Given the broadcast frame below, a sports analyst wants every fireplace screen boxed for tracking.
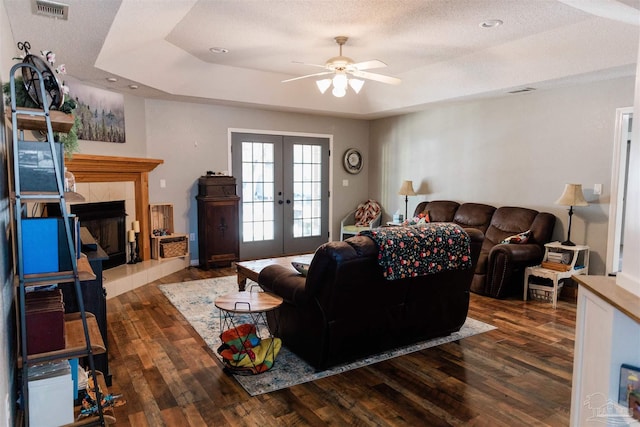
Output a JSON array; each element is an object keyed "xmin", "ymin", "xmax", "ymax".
[{"xmin": 70, "ymin": 201, "xmax": 127, "ymax": 269}]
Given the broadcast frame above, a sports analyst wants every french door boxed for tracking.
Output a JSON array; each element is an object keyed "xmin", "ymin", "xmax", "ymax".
[{"xmin": 231, "ymin": 132, "xmax": 329, "ymax": 260}]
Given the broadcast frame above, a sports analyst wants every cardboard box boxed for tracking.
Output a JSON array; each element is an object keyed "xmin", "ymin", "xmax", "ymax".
[{"xmin": 28, "ymin": 361, "xmax": 74, "ymax": 426}]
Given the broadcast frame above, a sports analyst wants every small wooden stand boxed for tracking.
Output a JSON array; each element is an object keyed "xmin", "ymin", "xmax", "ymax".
[{"xmin": 149, "ymin": 203, "xmax": 189, "ymax": 260}]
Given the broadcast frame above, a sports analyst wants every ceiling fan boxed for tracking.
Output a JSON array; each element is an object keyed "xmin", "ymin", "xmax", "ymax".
[{"xmin": 282, "ymin": 36, "xmax": 401, "ymax": 97}]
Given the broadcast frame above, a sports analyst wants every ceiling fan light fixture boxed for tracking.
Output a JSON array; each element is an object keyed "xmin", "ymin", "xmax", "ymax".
[
  {"xmin": 283, "ymin": 35, "xmax": 400, "ymax": 97},
  {"xmin": 332, "ymin": 73, "xmax": 348, "ymax": 90},
  {"xmin": 348, "ymin": 78, "xmax": 364, "ymax": 94},
  {"xmin": 316, "ymin": 79, "xmax": 332, "ymax": 94},
  {"xmin": 332, "ymin": 86, "xmax": 346, "ymax": 98}
]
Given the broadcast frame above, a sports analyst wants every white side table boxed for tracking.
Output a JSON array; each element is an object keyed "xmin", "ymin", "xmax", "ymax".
[{"xmin": 523, "ymin": 242, "xmax": 590, "ymax": 309}]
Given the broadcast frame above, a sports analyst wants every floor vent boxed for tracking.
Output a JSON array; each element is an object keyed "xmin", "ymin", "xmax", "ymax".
[
  {"xmin": 32, "ymin": 0, "xmax": 69, "ymax": 20},
  {"xmin": 508, "ymin": 87, "xmax": 536, "ymax": 94}
]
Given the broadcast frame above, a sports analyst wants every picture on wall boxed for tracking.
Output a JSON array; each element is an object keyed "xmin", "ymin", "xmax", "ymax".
[
  {"xmin": 619, "ymin": 364, "xmax": 640, "ymax": 421},
  {"xmin": 66, "ymin": 78, "xmax": 126, "ymax": 143}
]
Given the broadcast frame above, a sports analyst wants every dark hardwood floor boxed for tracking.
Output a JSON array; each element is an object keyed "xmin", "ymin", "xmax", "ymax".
[{"xmin": 106, "ymin": 267, "xmax": 575, "ymax": 426}]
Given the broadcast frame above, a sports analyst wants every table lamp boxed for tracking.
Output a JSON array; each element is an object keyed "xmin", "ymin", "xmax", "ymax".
[
  {"xmin": 554, "ymin": 183, "xmax": 588, "ymax": 246},
  {"xmin": 398, "ymin": 180, "xmax": 416, "ymax": 220}
]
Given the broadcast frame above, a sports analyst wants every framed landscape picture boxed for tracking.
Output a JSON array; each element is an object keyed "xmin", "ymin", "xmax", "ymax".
[{"xmin": 66, "ymin": 78, "xmax": 126, "ymax": 143}]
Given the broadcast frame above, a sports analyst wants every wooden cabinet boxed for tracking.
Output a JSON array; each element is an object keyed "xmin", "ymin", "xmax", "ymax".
[{"xmin": 197, "ymin": 176, "xmax": 240, "ymax": 268}]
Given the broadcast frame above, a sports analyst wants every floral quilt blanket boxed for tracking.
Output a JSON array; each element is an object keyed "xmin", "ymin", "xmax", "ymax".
[{"xmin": 359, "ymin": 223, "xmax": 472, "ymax": 280}]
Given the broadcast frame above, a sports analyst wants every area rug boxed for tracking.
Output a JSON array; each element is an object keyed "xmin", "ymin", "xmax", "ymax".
[{"xmin": 159, "ymin": 276, "xmax": 496, "ymax": 396}]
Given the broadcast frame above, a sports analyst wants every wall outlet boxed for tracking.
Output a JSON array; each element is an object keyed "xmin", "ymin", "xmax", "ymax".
[
  {"xmin": 189, "ymin": 233, "xmax": 196, "ymax": 241},
  {"xmin": 593, "ymin": 183, "xmax": 602, "ymax": 195},
  {"xmin": 342, "ymin": 179, "xmax": 349, "ymax": 187}
]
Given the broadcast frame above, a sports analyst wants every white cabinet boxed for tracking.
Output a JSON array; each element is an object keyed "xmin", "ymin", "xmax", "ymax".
[{"xmin": 570, "ymin": 276, "xmax": 640, "ymax": 426}]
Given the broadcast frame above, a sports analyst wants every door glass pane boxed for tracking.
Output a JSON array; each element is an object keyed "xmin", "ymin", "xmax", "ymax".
[
  {"xmin": 292, "ymin": 143, "xmax": 322, "ymax": 238},
  {"xmin": 241, "ymin": 141, "xmax": 275, "ymax": 243}
]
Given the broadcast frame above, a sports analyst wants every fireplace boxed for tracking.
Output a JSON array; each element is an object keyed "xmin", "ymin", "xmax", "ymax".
[{"xmin": 70, "ymin": 201, "xmax": 127, "ymax": 269}]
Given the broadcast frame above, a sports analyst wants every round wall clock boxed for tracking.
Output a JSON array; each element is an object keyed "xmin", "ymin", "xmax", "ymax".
[{"xmin": 343, "ymin": 148, "xmax": 363, "ymax": 174}]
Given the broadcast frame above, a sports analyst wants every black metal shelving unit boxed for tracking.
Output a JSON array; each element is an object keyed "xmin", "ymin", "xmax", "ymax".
[{"xmin": 8, "ymin": 60, "xmax": 110, "ymax": 426}]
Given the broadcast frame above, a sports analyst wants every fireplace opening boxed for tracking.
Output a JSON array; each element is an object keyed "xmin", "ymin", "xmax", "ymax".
[{"xmin": 69, "ymin": 201, "xmax": 127, "ymax": 269}]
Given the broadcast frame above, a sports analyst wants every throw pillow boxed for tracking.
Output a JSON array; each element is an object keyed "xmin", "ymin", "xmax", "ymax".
[
  {"xmin": 291, "ymin": 261, "xmax": 310, "ymax": 276},
  {"xmin": 402, "ymin": 210, "xmax": 430, "ymax": 226},
  {"xmin": 354, "ymin": 199, "xmax": 381, "ymax": 227},
  {"xmin": 501, "ymin": 230, "xmax": 532, "ymax": 244}
]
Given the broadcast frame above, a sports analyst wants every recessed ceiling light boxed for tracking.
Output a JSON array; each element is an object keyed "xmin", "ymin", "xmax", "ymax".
[
  {"xmin": 128, "ymin": 84, "xmax": 139, "ymax": 90},
  {"xmin": 106, "ymin": 77, "xmax": 118, "ymax": 82},
  {"xmin": 209, "ymin": 47, "xmax": 229, "ymax": 54},
  {"xmin": 480, "ymin": 19, "xmax": 503, "ymax": 28}
]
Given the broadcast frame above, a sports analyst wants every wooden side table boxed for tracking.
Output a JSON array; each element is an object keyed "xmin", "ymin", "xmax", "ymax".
[
  {"xmin": 215, "ymin": 290, "xmax": 283, "ymax": 373},
  {"xmin": 523, "ymin": 242, "xmax": 590, "ymax": 308}
]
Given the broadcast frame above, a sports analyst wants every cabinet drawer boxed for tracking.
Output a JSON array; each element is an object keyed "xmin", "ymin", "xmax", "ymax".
[{"xmin": 198, "ymin": 176, "xmax": 237, "ymax": 197}]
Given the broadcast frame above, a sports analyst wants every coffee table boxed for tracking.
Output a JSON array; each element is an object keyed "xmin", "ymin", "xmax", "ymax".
[{"xmin": 235, "ymin": 253, "xmax": 314, "ymax": 291}]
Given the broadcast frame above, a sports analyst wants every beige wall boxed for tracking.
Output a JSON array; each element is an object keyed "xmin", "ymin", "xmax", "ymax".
[
  {"xmin": 143, "ymin": 100, "xmax": 370, "ymax": 262},
  {"xmin": 369, "ymin": 77, "xmax": 636, "ymax": 275}
]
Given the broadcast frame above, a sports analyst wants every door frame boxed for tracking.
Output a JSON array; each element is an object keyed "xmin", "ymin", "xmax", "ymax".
[
  {"xmin": 606, "ymin": 107, "xmax": 632, "ymax": 275},
  {"xmin": 227, "ymin": 127, "xmax": 334, "ymax": 246}
]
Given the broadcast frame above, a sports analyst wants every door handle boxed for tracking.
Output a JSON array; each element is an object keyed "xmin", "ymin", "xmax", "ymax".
[
  {"xmin": 278, "ymin": 200, "xmax": 284, "ymax": 205},
  {"xmin": 286, "ymin": 200, "xmax": 291, "ymax": 204}
]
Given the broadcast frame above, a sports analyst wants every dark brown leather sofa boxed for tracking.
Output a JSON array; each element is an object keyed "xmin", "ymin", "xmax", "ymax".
[
  {"xmin": 258, "ymin": 228, "xmax": 483, "ymax": 370},
  {"xmin": 414, "ymin": 201, "xmax": 556, "ymax": 298}
]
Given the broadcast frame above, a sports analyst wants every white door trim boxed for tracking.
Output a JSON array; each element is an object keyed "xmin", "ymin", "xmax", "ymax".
[
  {"xmin": 228, "ymin": 128, "xmax": 334, "ymax": 242},
  {"xmin": 605, "ymin": 107, "xmax": 632, "ymax": 275}
]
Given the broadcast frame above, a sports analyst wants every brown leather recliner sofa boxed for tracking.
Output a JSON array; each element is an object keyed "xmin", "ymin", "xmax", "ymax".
[
  {"xmin": 413, "ymin": 201, "xmax": 556, "ymax": 298},
  {"xmin": 258, "ymin": 228, "xmax": 483, "ymax": 370}
]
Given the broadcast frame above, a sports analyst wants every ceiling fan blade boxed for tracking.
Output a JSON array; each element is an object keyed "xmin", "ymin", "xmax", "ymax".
[
  {"xmin": 292, "ymin": 61, "xmax": 328, "ymax": 69},
  {"xmin": 351, "ymin": 59, "xmax": 387, "ymax": 70},
  {"xmin": 282, "ymin": 71, "xmax": 333, "ymax": 83},
  {"xmin": 351, "ymin": 70, "xmax": 401, "ymax": 85}
]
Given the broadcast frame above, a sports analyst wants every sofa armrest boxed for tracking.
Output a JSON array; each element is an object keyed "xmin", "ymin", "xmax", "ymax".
[
  {"xmin": 485, "ymin": 243, "xmax": 545, "ymax": 298},
  {"xmin": 258, "ymin": 264, "xmax": 309, "ymax": 305},
  {"xmin": 489, "ymin": 243, "xmax": 544, "ymax": 264}
]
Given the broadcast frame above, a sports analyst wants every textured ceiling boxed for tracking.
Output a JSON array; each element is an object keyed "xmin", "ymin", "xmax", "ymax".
[{"xmin": 3, "ymin": 0, "xmax": 640, "ymax": 119}]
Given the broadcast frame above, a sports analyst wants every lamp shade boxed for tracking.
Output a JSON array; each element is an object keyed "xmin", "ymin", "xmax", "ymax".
[
  {"xmin": 555, "ymin": 184, "xmax": 588, "ymax": 207},
  {"xmin": 398, "ymin": 180, "xmax": 417, "ymax": 196}
]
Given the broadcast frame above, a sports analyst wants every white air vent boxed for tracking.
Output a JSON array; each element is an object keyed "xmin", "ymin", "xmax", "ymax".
[
  {"xmin": 32, "ymin": 0, "xmax": 69, "ymax": 20},
  {"xmin": 508, "ymin": 87, "xmax": 536, "ymax": 94}
]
